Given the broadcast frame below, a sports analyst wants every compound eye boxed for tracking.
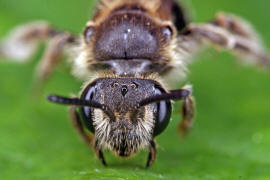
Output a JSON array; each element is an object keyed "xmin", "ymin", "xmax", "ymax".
[
  {"xmin": 161, "ymin": 25, "xmax": 174, "ymax": 43},
  {"xmin": 80, "ymin": 84, "xmax": 96, "ymax": 133},
  {"xmin": 84, "ymin": 26, "xmax": 95, "ymax": 44},
  {"xmin": 153, "ymin": 86, "xmax": 172, "ymax": 136}
]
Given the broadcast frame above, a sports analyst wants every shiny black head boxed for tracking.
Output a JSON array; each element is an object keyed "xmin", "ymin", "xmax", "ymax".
[{"xmin": 47, "ymin": 78, "xmax": 189, "ymax": 156}]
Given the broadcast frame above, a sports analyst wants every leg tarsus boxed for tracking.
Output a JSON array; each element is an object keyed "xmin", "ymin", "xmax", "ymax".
[
  {"xmin": 96, "ymin": 149, "xmax": 107, "ymax": 166},
  {"xmin": 95, "ymin": 140, "xmax": 107, "ymax": 166},
  {"xmin": 146, "ymin": 140, "xmax": 156, "ymax": 168},
  {"xmin": 178, "ymin": 95, "xmax": 195, "ymax": 136}
]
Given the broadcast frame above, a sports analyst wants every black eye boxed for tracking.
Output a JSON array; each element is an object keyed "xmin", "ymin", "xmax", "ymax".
[
  {"xmin": 153, "ymin": 86, "xmax": 172, "ymax": 136},
  {"xmin": 84, "ymin": 26, "xmax": 95, "ymax": 44},
  {"xmin": 161, "ymin": 25, "xmax": 173, "ymax": 43},
  {"xmin": 80, "ymin": 84, "xmax": 96, "ymax": 133}
]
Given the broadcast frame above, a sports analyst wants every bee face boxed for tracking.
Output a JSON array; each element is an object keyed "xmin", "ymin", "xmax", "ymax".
[{"xmin": 79, "ymin": 78, "xmax": 172, "ymax": 156}]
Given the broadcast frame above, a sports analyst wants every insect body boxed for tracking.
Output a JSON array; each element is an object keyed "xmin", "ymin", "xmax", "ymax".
[{"xmin": 1, "ymin": 0, "xmax": 269, "ymax": 168}]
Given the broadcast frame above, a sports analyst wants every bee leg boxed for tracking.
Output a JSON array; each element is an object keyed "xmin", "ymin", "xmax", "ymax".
[
  {"xmin": 172, "ymin": 85, "xmax": 195, "ymax": 136},
  {"xmin": 0, "ymin": 21, "xmax": 53, "ymax": 61},
  {"xmin": 146, "ymin": 140, "xmax": 156, "ymax": 168},
  {"xmin": 69, "ymin": 106, "xmax": 94, "ymax": 147},
  {"xmin": 180, "ymin": 18, "xmax": 270, "ymax": 68},
  {"xmin": 34, "ymin": 33, "xmax": 75, "ymax": 92},
  {"xmin": 70, "ymin": 106, "xmax": 107, "ymax": 166},
  {"xmin": 178, "ymin": 94, "xmax": 195, "ymax": 136},
  {"xmin": 0, "ymin": 21, "xmax": 77, "ymax": 91},
  {"xmin": 94, "ymin": 140, "xmax": 107, "ymax": 166},
  {"xmin": 213, "ymin": 12, "xmax": 261, "ymax": 42}
]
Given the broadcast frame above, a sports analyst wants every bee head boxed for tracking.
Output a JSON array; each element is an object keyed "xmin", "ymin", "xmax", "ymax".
[{"xmin": 47, "ymin": 78, "xmax": 189, "ymax": 157}]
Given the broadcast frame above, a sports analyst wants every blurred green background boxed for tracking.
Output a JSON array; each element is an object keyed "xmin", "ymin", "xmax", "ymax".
[{"xmin": 0, "ymin": 0, "xmax": 270, "ymax": 179}]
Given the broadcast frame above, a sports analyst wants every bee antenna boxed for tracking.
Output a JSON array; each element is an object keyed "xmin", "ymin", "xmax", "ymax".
[
  {"xmin": 47, "ymin": 95, "xmax": 116, "ymax": 121},
  {"xmin": 139, "ymin": 89, "xmax": 190, "ymax": 107}
]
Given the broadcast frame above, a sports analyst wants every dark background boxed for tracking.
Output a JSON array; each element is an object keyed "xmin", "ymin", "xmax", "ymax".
[{"xmin": 0, "ymin": 0, "xmax": 270, "ymax": 179}]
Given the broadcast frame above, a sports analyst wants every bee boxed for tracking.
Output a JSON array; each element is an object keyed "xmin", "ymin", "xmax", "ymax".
[{"xmin": 0, "ymin": 0, "xmax": 269, "ymax": 168}]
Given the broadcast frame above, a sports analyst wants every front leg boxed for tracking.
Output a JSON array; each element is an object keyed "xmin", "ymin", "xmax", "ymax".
[
  {"xmin": 94, "ymin": 140, "xmax": 107, "ymax": 166},
  {"xmin": 70, "ymin": 106, "xmax": 107, "ymax": 166},
  {"xmin": 69, "ymin": 106, "xmax": 94, "ymax": 147},
  {"xmin": 178, "ymin": 88, "xmax": 195, "ymax": 136},
  {"xmin": 146, "ymin": 140, "xmax": 156, "ymax": 168}
]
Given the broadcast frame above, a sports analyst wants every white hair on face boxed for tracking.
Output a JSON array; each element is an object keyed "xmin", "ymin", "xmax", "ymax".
[{"xmin": 93, "ymin": 105, "xmax": 155, "ymax": 156}]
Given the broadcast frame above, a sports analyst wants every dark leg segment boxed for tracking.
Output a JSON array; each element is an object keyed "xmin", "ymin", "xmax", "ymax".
[
  {"xmin": 146, "ymin": 140, "xmax": 156, "ymax": 168},
  {"xmin": 95, "ymin": 140, "xmax": 107, "ymax": 166},
  {"xmin": 70, "ymin": 106, "xmax": 107, "ymax": 166},
  {"xmin": 69, "ymin": 106, "xmax": 94, "ymax": 146},
  {"xmin": 178, "ymin": 95, "xmax": 195, "ymax": 136}
]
